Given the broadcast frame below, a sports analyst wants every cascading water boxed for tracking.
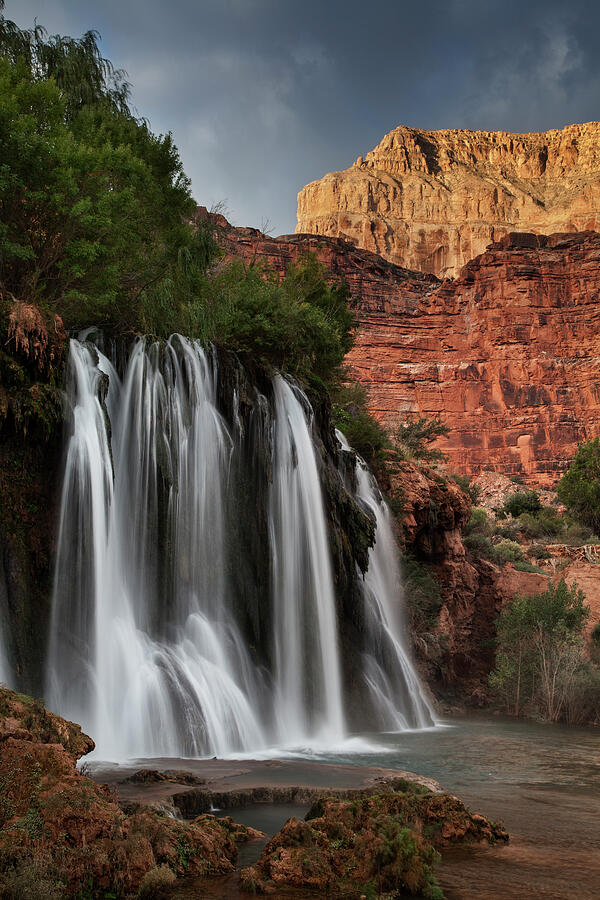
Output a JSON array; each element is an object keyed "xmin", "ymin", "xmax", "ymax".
[
  {"xmin": 270, "ymin": 376, "xmax": 346, "ymax": 744},
  {"xmin": 47, "ymin": 337, "xmax": 264, "ymax": 759},
  {"xmin": 337, "ymin": 430, "xmax": 436, "ymax": 730},
  {"xmin": 46, "ymin": 335, "xmax": 435, "ymax": 761}
]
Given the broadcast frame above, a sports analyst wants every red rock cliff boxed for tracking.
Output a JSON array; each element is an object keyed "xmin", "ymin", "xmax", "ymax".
[
  {"xmin": 209, "ymin": 213, "xmax": 600, "ymax": 484},
  {"xmin": 296, "ymin": 122, "xmax": 600, "ymax": 278}
]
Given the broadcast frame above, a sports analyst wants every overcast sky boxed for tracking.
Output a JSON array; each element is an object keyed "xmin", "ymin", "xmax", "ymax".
[{"xmin": 5, "ymin": 0, "xmax": 600, "ymax": 233}]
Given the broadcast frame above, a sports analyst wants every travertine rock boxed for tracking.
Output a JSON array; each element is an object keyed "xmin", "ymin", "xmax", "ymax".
[{"xmin": 297, "ymin": 122, "xmax": 600, "ymax": 277}]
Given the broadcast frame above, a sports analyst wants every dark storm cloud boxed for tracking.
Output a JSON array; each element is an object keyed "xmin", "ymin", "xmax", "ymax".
[{"xmin": 5, "ymin": 1, "xmax": 600, "ymax": 232}]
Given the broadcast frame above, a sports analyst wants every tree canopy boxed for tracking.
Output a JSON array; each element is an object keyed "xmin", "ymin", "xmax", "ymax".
[
  {"xmin": 557, "ymin": 437, "xmax": 600, "ymax": 534},
  {"xmin": 0, "ymin": 10, "xmax": 357, "ymax": 390},
  {"xmin": 489, "ymin": 579, "xmax": 591, "ymax": 722}
]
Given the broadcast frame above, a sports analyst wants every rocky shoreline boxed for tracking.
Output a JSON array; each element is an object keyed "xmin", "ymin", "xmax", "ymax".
[{"xmin": 0, "ymin": 686, "xmax": 507, "ymax": 898}]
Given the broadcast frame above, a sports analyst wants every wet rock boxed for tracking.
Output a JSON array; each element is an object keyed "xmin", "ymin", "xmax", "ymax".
[{"xmin": 240, "ymin": 783, "xmax": 507, "ymax": 896}]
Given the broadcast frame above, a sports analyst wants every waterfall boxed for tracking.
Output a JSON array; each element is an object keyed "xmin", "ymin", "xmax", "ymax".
[
  {"xmin": 337, "ymin": 431, "xmax": 436, "ymax": 730},
  {"xmin": 46, "ymin": 336, "xmax": 434, "ymax": 761},
  {"xmin": 270, "ymin": 376, "xmax": 346, "ymax": 744},
  {"xmin": 47, "ymin": 337, "xmax": 264, "ymax": 759}
]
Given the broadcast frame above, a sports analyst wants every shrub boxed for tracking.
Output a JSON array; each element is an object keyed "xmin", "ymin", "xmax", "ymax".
[
  {"xmin": 0, "ymin": 858, "xmax": 64, "ymax": 900},
  {"xmin": 528, "ymin": 544, "xmax": 551, "ymax": 560},
  {"xmin": 557, "ymin": 437, "xmax": 600, "ymax": 534},
  {"xmin": 494, "ymin": 523, "xmax": 520, "ymax": 541},
  {"xmin": 502, "ymin": 491, "xmax": 542, "ymax": 518},
  {"xmin": 463, "ymin": 532, "xmax": 497, "ymax": 561},
  {"xmin": 565, "ymin": 522, "xmax": 595, "ymax": 546},
  {"xmin": 464, "ymin": 507, "xmax": 491, "ymax": 537},
  {"xmin": 402, "ymin": 555, "xmax": 443, "ymax": 629},
  {"xmin": 387, "ymin": 414, "xmax": 449, "ymax": 463},
  {"xmin": 494, "ymin": 540, "xmax": 525, "ymax": 564},
  {"xmin": 450, "ymin": 474, "xmax": 481, "ymax": 504},
  {"xmin": 331, "ymin": 380, "xmax": 390, "ymax": 468},
  {"xmin": 137, "ymin": 865, "xmax": 176, "ymax": 899}
]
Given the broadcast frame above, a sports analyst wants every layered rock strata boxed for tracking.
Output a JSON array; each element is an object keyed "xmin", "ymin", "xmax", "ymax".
[
  {"xmin": 297, "ymin": 122, "xmax": 600, "ymax": 277},
  {"xmin": 208, "ymin": 211, "xmax": 600, "ymax": 483}
]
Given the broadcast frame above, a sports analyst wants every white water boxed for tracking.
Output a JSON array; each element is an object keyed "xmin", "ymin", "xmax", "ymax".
[
  {"xmin": 46, "ymin": 338, "xmax": 433, "ymax": 760},
  {"xmin": 270, "ymin": 376, "xmax": 346, "ymax": 744},
  {"xmin": 337, "ymin": 430, "xmax": 436, "ymax": 730},
  {"xmin": 47, "ymin": 337, "xmax": 263, "ymax": 759}
]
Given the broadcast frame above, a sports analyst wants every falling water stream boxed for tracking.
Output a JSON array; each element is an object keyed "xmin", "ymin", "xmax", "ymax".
[
  {"xmin": 338, "ymin": 432, "xmax": 436, "ymax": 729},
  {"xmin": 270, "ymin": 376, "xmax": 345, "ymax": 743},
  {"xmin": 45, "ymin": 337, "xmax": 433, "ymax": 759}
]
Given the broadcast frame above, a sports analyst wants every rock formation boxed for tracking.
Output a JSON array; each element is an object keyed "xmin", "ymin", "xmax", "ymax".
[
  {"xmin": 296, "ymin": 122, "xmax": 600, "ymax": 277},
  {"xmin": 209, "ymin": 212, "xmax": 600, "ymax": 484},
  {"xmin": 241, "ymin": 785, "xmax": 507, "ymax": 896},
  {"xmin": 0, "ymin": 687, "xmax": 261, "ymax": 897}
]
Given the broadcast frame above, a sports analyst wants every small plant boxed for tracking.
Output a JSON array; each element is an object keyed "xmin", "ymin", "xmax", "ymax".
[
  {"xmin": 387, "ymin": 413, "xmax": 450, "ymax": 463},
  {"xmin": 137, "ymin": 865, "xmax": 176, "ymax": 899},
  {"xmin": 464, "ymin": 507, "xmax": 491, "ymax": 537},
  {"xmin": 494, "ymin": 539, "xmax": 525, "ymax": 564},
  {"xmin": 528, "ymin": 544, "xmax": 551, "ymax": 560}
]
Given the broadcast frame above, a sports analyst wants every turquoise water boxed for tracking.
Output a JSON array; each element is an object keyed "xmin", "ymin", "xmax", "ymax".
[{"xmin": 169, "ymin": 715, "xmax": 600, "ymax": 899}]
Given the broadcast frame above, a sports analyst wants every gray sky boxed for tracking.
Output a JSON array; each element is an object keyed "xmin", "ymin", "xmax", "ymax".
[{"xmin": 5, "ymin": 0, "xmax": 600, "ymax": 233}]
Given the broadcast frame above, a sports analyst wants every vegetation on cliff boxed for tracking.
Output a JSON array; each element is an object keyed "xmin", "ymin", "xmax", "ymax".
[
  {"xmin": 557, "ymin": 437, "xmax": 600, "ymax": 535},
  {"xmin": 0, "ymin": 8, "xmax": 357, "ymax": 395},
  {"xmin": 489, "ymin": 579, "xmax": 600, "ymax": 724}
]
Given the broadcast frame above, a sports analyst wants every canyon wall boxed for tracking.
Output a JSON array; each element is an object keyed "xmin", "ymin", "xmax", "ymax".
[
  {"xmin": 296, "ymin": 122, "xmax": 600, "ymax": 278},
  {"xmin": 209, "ymin": 213, "xmax": 600, "ymax": 484}
]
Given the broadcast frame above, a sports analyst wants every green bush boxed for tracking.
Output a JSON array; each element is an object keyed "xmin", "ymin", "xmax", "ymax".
[
  {"xmin": 565, "ymin": 522, "xmax": 595, "ymax": 546},
  {"xmin": 181, "ymin": 254, "xmax": 356, "ymax": 385},
  {"xmin": 331, "ymin": 379, "xmax": 390, "ymax": 468},
  {"xmin": 402, "ymin": 555, "xmax": 443, "ymax": 629},
  {"xmin": 464, "ymin": 507, "xmax": 491, "ymax": 537},
  {"xmin": 463, "ymin": 532, "xmax": 497, "ymax": 561},
  {"xmin": 387, "ymin": 414, "xmax": 449, "ymax": 463},
  {"xmin": 557, "ymin": 437, "xmax": 600, "ymax": 534},
  {"xmin": 494, "ymin": 523, "xmax": 519, "ymax": 541},
  {"xmin": 450, "ymin": 473, "xmax": 481, "ymax": 504},
  {"xmin": 528, "ymin": 544, "xmax": 551, "ymax": 560},
  {"xmin": 502, "ymin": 491, "xmax": 542, "ymax": 518},
  {"xmin": 494, "ymin": 539, "xmax": 525, "ymax": 564}
]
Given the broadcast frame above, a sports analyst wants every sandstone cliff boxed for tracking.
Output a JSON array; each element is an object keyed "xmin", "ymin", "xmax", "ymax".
[
  {"xmin": 296, "ymin": 122, "xmax": 600, "ymax": 277},
  {"xmin": 210, "ymin": 212, "xmax": 600, "ymax": 484}
]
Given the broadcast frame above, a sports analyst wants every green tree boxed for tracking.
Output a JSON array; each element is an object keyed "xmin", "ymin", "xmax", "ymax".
[
  {"xmin": 387, "ymin": 414, "xmax": 449, "ymax": 463},
  {"xmin": 0, "ymin": 56, "xmax": 199, "ymax": 330},
  {"xmin": 490, "ymin": 579, "xmax": 590, "ymax": 720},
  {"xmin": 0, "ymin": 8, "xmax": 131, "ymax": 118},
  {"xmin": 557, "ymin": 437, "xmax": 600, "ymax": 534}
]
